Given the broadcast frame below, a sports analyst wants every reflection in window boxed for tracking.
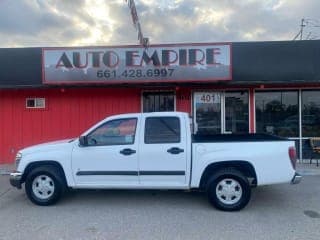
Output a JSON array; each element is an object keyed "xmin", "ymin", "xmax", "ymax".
[
  {"xmin": 87, "ymin": 118, "xmax": 137, "ymax": 146},
  {"xmin": 255, "ymin": 91, "xmax": 298, "ymax": 137},
  {"xmin": 302, "ymin": 91, "xmax": 320, "ymax": 137},
  {"xmin": 145, "ymin": 117, "xmax": 180, "ymax": 144}
]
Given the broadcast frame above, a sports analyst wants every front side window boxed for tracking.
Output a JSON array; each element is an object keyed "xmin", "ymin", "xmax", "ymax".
[
  {"xmin": 145, "ymin": 117, "xmax": 180, "ymax": 144},
  {"xmin": 87, "ymin": 118, "xmax": 137, "ymax": 146}
]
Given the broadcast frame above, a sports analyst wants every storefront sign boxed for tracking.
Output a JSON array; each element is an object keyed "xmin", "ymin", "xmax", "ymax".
[{"xmin": 42, "ymin": 43, "xmax": 231, "ymax": 84}]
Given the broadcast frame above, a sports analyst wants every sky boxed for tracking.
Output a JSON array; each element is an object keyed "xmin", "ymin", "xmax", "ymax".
[{"xmin": 0, "ymin": 0, "xmax": 319, "ymax": 48}]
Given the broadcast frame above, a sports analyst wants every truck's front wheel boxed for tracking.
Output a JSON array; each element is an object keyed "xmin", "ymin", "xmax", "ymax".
[
  {"xmin": 25, "ymin": 166, "xmax": 65, "ymax": 206},
  {"xmin": 206, "ymin": 169, "xmax": 251, "ymax": 211}
]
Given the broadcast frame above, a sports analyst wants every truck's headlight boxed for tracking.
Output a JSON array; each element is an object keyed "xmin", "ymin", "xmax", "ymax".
[{"xmin": 15, "ymin": 152, "xmax": 22, "ymax": 168}]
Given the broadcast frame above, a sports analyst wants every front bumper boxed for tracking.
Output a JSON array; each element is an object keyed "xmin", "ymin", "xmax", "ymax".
[
  {"xmin": 10, "ymin": 172, "xmax": 22, "ymax": 189},
  {"xmin": 291, "ymin": 173, "xmax": 302, "ymax": 184}
]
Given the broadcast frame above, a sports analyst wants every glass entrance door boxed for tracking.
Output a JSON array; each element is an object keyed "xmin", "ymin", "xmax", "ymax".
[
  {"xmin": 193, "ymin": 91, "xmax": 249, "ymax": 134},
  {"xmin": 225, "ymin": 91, "xmax": 249, "ymax": 134},
  {"xmin": 194, "ymin": 92, "xmax": 222, "ymax": 134}
]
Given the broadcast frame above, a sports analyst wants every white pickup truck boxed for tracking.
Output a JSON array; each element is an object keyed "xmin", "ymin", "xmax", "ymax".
[{"xmin": 10, "ymin": 112, "xmax": 301, "ymax": 211}]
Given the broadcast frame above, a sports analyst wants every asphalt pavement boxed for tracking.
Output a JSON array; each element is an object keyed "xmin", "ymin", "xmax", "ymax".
[{"xmin": 0, "ymin": 167, "xmax": 320, "ymax": 240}]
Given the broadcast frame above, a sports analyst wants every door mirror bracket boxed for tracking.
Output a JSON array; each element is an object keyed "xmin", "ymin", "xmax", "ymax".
[{"xmin": 79, "ymin": 136, "xmax": 88, "ymax": 147}]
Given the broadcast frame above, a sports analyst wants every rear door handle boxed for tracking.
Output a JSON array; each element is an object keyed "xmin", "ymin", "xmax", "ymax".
[
  {"xmin": 120, "ymin": 148, "xmax": 136, "ymax": 156},
  {"xmin": 167, "ymin": 147, "xmax": 184, "ymax": 154}
]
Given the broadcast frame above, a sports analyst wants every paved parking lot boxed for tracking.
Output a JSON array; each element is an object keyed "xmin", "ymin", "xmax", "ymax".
[{"xmin": 0, "ymin": 172, "xmax": 320, "ymax": 240}]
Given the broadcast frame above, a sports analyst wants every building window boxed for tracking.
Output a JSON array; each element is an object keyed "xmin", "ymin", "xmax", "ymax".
[
  {"xmin": 142, "ymin": 91, "xmax": 175, "ymax": 112},
  {"xmin": 255, "ymin": 91, "xmax": 299, "ymax": 137},
  {"xmin": 145, "ymin": 117, "xmax": 180, "ymax": 144},
  {"xmin": 302, "ymin": 90, "xmax": 320, "ymax": 137},
  {"xmin": 26, "ymin": 98, "xmax": 46, "ymax": 109}
]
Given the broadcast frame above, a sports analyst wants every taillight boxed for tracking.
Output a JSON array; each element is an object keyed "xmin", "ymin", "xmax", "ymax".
[{"xmin": 288, "ymin": 146, "xmax": 297, "ymax": 170}]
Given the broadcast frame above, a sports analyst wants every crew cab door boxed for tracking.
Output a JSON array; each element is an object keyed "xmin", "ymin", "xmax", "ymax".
[
  {"xmin": 138, "ymin": 115, "xmax": 188, "ymax": 187},
  {"xmin": 71, "ymin": 117, "xmax": 139, "ymax": 187}
]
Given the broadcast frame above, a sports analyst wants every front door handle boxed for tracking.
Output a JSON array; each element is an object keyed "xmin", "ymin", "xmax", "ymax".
[
  {"xmin": 120, "ymin": 148, "xmax": 136, "ymax": 156},
  {"xmin": 167, "ymin": 147, "xmax": 184, "ymax": 155}
]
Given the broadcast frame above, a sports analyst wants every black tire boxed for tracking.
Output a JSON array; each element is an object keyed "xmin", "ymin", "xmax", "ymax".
[
  {"xmin": 206, "ymin": 168, "xmax": 251, "ymax": 211},
  {"xmin": 25, "ymin": 166, "xmax": 66, "ymax": 206}
]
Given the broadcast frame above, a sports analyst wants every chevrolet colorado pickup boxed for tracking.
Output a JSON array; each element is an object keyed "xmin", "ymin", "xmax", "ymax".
[{"xmin": 10, "ymin": 112, "xmax": 301, "ymax": 211}]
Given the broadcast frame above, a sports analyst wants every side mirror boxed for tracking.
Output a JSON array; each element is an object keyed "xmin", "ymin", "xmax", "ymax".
[{"xmin": 79, "ymin": 136, "xmax": 88, "ymax": 147}]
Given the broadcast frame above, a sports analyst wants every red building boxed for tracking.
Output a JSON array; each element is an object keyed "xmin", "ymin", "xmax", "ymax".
[{"xmin": 1, "ymin": 40, "xmax": 320, "ymax": 164}]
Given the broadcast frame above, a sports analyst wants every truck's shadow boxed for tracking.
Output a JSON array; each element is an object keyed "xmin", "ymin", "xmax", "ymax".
[
  {"xmin": 62, "ymin": 189, "xmax": 210, "ymax": 209},
  {"xmin": 61, "ymin": 186, "xmax": 287, "ymax": 211}
]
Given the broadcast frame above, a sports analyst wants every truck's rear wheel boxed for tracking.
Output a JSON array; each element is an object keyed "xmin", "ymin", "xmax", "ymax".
[
  {"xmin": 206, "ymin": 169, "xmax": 251, "ymax": 211},
  {"xmin": 25, "ymin": 166, "xmax": 65, "ymax": 206}
]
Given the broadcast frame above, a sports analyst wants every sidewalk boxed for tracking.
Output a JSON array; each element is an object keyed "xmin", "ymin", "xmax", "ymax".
[
  {"xmin": 1, "ymin": 163, "xmax": 320, "ymax": 176},
  {"xmin": 296, "ymin": 162, "xmax": 320, "ymax": 176},
  {"xmin": 0, "ymin": 164, "xmax": 14, "ymax": 175}
]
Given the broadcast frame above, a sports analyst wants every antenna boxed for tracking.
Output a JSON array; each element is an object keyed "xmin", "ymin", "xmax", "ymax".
[{"xmin": 125, "ymin": 0, "xmax": 149, "ymax": 48}]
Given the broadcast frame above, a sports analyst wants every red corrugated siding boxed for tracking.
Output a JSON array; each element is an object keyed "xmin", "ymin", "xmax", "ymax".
[
  {"xmin": 0, "ymin": 86, "xmax": 260, "ymax": 164},
  {"xmin": 176, "ymin": 88, "xmax": 192, "ymax": 114},
  {"xmin": 0, "ymin": 88, "xmax": 140, "ymax": 164}
]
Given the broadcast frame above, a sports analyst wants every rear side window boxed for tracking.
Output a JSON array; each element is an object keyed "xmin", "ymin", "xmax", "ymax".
[{"xmin": 145, "ymin": 117, "xmax": 180, "ymax": 144}]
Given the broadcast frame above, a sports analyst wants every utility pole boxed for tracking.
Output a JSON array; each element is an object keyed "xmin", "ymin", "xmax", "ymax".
[
  {"xmin": 125, "ymin": 0, "xmax": 149, "ymax": 47},
  {"xmin": 300, "ymin": 18, "xmax": 306, "ymax": 40},
  {"xmin": 294, "ymin": 18, "xmax": 320, "ymax": 40}
]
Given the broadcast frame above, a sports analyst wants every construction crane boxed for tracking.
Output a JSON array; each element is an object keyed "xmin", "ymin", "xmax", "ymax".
[{"xmin": 125, "ymin": 0, "xmax": 149, "ymax": 47}]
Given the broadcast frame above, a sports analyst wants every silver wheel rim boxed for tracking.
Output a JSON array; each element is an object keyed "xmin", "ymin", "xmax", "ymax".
[
  {"xmin": 216, "ymin": 178, "xmax": 243, "ymax": 205},
  {"xmin": 32, "ymin": 175, "xmax": 55, "ymax": 200}
]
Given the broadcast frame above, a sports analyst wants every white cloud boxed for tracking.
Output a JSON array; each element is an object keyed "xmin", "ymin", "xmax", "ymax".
[{"xmin": 0, "ymin": 0, "xmax": 319, "ymax": 47}]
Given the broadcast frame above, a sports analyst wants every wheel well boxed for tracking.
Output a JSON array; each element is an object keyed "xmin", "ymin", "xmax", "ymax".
[
  {"xmin": 21, "ymin": 161, "xmax": 67, "ymax": 185},
  {"xmin": 199, "ymin": 161, "xmax": 257, "ymax": 189}
]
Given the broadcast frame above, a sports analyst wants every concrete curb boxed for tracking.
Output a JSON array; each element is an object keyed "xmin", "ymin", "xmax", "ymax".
[
  {"xmin": 0, "ymin": 170, "xmax": 10, "ymax": 175},
  {"xmin": 0, "ymin": 164, "xmax": 14, "ymax": 175},
  {"xmin": 296, "ymin": 163, "xmax": 320, "ymax": 176},
  {"xmin": 297, "ymin": 169, "xmax": 320, "ymax": 176}
]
